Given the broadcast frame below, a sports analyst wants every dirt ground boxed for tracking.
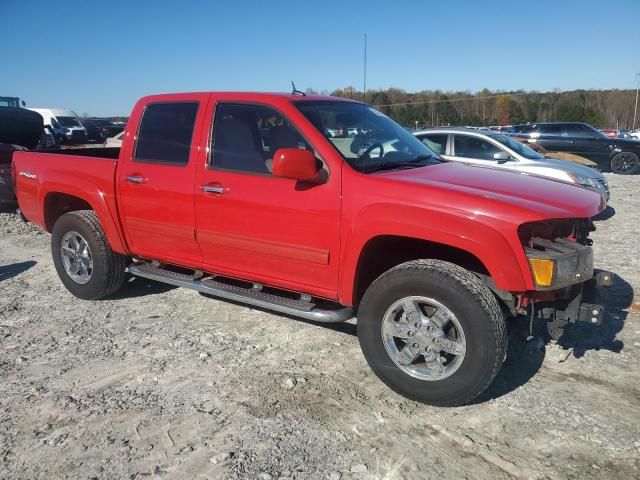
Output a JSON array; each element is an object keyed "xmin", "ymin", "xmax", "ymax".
[{"xmin": 0, "ymin": 174, "xmax": 638, "ymax": 480}]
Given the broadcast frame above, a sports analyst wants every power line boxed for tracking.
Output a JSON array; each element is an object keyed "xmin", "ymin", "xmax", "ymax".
[{"xmin": 375, "ymin": 91, "xmax": 535, "ymax": 108}]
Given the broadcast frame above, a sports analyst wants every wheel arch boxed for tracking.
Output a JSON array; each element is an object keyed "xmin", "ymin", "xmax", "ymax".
[
  {"xmin": 350, "ymin": 235, "xmax": 493, "ymax": 307},
  {"xmin": 41, "ymin": 187, "xmax": 128, "ymax": 254}
]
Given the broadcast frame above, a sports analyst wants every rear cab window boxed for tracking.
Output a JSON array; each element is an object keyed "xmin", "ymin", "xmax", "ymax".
[{"xmin": 134, "ymin": 102, "xmax": 199, "ymax": 165}]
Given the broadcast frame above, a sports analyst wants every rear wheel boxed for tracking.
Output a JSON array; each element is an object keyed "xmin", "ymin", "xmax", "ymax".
[
  {"xmin": 357, "ymin": 259, "xmax": 506, "ymax": 406},
  {"xmin": 51, "ymin": 210, "xmax": 127, "ymax": 300},
  {"xmin": 610, "ymin": 152, "xmax": 639, "ymax": 174}
]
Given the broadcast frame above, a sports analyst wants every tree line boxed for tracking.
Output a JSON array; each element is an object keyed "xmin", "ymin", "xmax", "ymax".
[{"xmin": 310, "ymin": 87, "xmax": 638, "ymax": 129}]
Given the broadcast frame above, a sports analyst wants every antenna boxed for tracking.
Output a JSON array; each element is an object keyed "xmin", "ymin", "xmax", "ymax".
[
  {"xmin": 361, "ymin": 33, "xmax": 368, "ymax": 174},
  {"xmin": 291, "ymin": 81, "xmax": 306, "ymax": 96},
  {"xmin": 363, "ymin": 33, "xmax": 367, "ymax": 103}
]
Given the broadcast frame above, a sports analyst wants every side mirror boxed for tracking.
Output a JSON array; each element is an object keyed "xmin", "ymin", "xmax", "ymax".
[
  {"xmin": 493, "ymin": 152, "xmax": 511, "ymax": 163},
  {"xmin": 272, "ymin": 148, "xmax": 319, "ymax": 181}
]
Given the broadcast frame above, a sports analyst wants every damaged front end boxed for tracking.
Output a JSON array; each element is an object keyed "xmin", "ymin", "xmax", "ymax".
[{"xmin": 516, "ymin": 219, "xmax": 612, "ymax": 339}]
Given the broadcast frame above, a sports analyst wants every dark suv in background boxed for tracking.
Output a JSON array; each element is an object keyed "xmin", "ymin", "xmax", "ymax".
[
  {"xmin": 82, "ymin": 118, "xmax": 125, "ymax": 142},
  {"xmin": 512, "ymin": 122, "xmax": 640, "ymax": 174}
]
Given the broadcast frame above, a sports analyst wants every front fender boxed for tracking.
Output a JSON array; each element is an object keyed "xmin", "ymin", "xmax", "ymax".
[{"xmin": 338, "ymin": 202, "xmax": 533, "ymax": 305}]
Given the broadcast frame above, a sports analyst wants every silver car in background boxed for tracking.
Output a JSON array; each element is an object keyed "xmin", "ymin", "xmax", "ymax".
[{"xmin": 414, "ymin": 128, "xmax": 609, "ymax": 201}]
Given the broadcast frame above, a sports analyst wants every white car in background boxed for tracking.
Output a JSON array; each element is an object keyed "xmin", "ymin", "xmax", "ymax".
[
  {"xmin": 103, "ymin": 131, "xmax": 124, "ymax": 148},
  {"xmin": 414, "ymin": 128, "xmax": 609, "ymax": 201}
]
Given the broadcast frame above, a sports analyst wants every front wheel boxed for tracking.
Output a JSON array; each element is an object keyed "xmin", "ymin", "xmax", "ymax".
[
  {"xmin": 610, "ymin": 151, "xmax": 639, "ymax": 175},
  {"xmin": 357, "ymin": 259, "xmax": 506, "ymax": 406},
  {"xmin": 51, "ymin": 210, "xmax": 127, "ymax": 300}
]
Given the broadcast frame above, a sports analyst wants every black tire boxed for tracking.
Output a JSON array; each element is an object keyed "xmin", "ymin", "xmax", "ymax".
[
  {"xmin": 357, "ymin": 259, "xmax": 506, "ymax": 407},
  {"xmin": 610, "ymin": 151, "xmax": 639, "ymax": 175},
  {"xmin": 51, "ymin": 210, "xmax": 127, "ymax": 300}
]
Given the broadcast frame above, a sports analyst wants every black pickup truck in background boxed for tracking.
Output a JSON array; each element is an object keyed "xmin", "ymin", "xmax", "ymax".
[{"xmin": 512, "ymin": 122, "xmax": 640, "ymax": 174}]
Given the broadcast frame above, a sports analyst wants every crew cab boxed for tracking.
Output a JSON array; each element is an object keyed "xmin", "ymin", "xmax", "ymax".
[{"xmin": 13, "ymin": 92, "xmax": 611, "ymax": 406}]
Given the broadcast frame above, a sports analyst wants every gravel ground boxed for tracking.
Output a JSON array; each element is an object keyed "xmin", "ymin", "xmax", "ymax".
[{"xmin": 0, "ymin": 174, "xmax": 638, "ymax": 480}]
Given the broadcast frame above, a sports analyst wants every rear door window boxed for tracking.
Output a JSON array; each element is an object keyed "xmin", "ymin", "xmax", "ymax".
[
  {"xmin": 420, "ymin": 134, "xmax": 448, "ymax": 155},
  {"xmin": 538, "ymin": 124, "xmax": 563, "ymax": 136},
  {"xmin": 453, "ymin": 135, "xmax": 501, "ymax": 160},
  {"xmin": 134, "ymin": 102, "xmax": 199, "ymax": 165},
  {"xmin": 564, "ymin": 124, "xmax": 595, "ymax": 138}
]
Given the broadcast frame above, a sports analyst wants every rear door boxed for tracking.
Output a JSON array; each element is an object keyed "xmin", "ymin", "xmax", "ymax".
[
  {"xmin": 118, "ymin": 96, "xmax": 208, "ymax": 266},
  {"xmin": 450, "ymin": 134, "xmax": 504, "ymax": 165},
  {"xmin": 193, "ymin": 100, "xmax": 342, "ymax": 299},
  {"xmin": 532, "ymin": 124, "xmax": 570, "ymax": 151},
  {"xmin": 417, "ymin": 133, "xmax": 450, "ymax": 159}
]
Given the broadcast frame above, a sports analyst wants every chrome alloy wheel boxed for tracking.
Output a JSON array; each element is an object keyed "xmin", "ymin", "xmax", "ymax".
[
  {"xmin": 381, "ymin": 296, "xmax": 467, "ymax": 381},
  {"xmin": 60, "ymin": 231, "xmax": 93, "ymax": 284}
]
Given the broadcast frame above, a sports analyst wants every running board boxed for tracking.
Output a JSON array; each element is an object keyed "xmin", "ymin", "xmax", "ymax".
[{"xmin": 128, "ymin": 263, "xmax": 353, "ymax": 323}]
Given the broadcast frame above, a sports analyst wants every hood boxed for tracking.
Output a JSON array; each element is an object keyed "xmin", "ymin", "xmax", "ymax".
[
  {"xmin": 377, "ymin": 162, "xmax": 605, "ymax": 222},
  {"xmin": 531, "ymin": 156, "xmax": 603, "ymax": 178}
]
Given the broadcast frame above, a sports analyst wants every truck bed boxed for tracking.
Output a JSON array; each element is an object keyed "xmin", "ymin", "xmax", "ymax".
[
  {"xmin": 13, "ymin": 149, "xmax": 121, "ymax": 232},
  {"xmin": 33, "ymin": 146, "xmax": 121, "ymax": 159}
]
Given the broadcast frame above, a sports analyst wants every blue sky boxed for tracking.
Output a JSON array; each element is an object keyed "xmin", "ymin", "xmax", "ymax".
[{"xmin": 2, "ymin": 0, "xmax": 639, "ymax": 116}]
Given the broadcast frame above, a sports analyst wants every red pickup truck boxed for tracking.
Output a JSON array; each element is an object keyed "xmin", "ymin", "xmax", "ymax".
[{"xmin": 13, "ymin": 92, "xmax": 610, "ymax": 406}]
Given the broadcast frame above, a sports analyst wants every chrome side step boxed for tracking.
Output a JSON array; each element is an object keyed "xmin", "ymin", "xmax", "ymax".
[{"xmin": 128, "ymin": 263, "xmax": 353, "ymax": 323}]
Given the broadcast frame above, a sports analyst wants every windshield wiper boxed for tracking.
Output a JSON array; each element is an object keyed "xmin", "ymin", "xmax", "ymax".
[{"xmin": 363, "ymin": 155, "xmax": 435, "ymax": 173}]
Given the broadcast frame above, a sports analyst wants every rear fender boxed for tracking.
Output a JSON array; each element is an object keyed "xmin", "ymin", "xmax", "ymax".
[{"xmin": 39, "ymin": 172, "xmax": 128, "ymax": 254}]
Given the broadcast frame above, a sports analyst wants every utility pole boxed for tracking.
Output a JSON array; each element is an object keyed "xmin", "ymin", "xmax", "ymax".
[{"xmin": 633, "ymin": 73, "xmax": 640, "ymax": 131}]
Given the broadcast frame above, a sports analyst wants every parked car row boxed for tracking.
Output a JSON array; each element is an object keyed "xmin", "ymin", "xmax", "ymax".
[
  {"xmin": 414, "ymin": 128, "xmax": 609, "ymax": 201},
  {"xmin": 509, "ymin": 122, "xmax": 640, "ymax": 174},
  {"xmin": 410, "ymin": 121, "xmax": 640, "ymax": 175},
  {"xmin": 25, "ymin": 108, "xmax": 125, "ymax": 145}
]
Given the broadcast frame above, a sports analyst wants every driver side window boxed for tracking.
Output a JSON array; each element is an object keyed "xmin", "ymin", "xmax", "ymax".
[
  {"xmin": 453, "ymin": 135, "xmax": 501, "ymax": 160},
  {"xmin": 210, "ymin": 103, "xmax": 311, "ymax": 174}
]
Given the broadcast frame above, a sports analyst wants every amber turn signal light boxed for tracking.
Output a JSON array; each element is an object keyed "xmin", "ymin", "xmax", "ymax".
[{"xmin": 528, "ymin": 258, "xmax": 555, "ymax": 287}]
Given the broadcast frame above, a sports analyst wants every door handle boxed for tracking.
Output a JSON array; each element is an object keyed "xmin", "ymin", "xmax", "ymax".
[
  {"xmin": 202, "ymin": 184, "xmax": 226, "ymax": 194},
  {"xmin": 126, "ymin": 175, "xmax": 145, "ymax": 184}
]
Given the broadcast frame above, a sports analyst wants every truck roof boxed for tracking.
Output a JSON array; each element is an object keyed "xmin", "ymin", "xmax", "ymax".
[{"xmin": 136, "ymin": 92, "xmax": 359, "ymax": 104}]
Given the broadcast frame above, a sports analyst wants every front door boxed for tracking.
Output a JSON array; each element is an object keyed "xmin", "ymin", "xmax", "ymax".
[
  {"xmin": 563, "ymin": 123, "xmax": 612, "ymax": 164},
  {"xmin": 194, "ymin": 102, "xmax": 342, "ymax": 299},
  {"xmin": 118, "ymin": 97, "xmax": 208, "ymax": 267}
]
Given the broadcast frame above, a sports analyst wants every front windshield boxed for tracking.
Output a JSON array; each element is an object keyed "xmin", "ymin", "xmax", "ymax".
[
  {"xmin": 295, "ymin": 100, "xmax": 441, "ymax": 172},
  {"xmin": 57, "ymin": 116, "xmax": 81, "ymax": 127},
  {"xmin": 490, "ymin": 134, "xmax": 545, "ymax": 160}
]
